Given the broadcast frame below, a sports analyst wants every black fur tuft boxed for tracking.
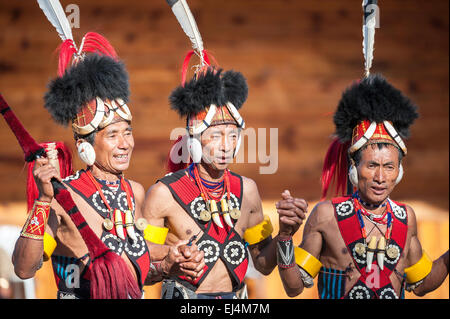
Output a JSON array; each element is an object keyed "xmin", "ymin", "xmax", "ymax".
[
  {"xmin": 44, "ymin": 54, "xmax": 129, "ymax": 126},
  {"xmin": 333, "ymin": 74, "xmax": 419, "ymax": 142},
  {"xmin": 169, "ymin": 67, "xmax": 248, "ymax": 117},
  {"xmin": 169, "ymin": 68, "xmax": 223, "ymax": 117},
  {"xmin": 222, "ymin": 70, "xmax": 248, "ymax": 110}
]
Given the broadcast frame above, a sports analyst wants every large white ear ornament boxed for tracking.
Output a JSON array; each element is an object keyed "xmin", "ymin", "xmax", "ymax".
[{"xmin": 77, "ymin": 141, "xmax": 96, "ymax": 166}]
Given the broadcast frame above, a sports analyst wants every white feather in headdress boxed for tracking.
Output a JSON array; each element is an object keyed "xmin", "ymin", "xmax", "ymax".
[
  {"xmin": 166, "ymin": 0, "xmax": 205, "ymax": 67},
  {"xmin": 37, "ymin": 0, "xmax": 75, "ymax": 45},
  {"xmin": 362, "ymin": 0, "xmax": 378, "ymax": 77}
]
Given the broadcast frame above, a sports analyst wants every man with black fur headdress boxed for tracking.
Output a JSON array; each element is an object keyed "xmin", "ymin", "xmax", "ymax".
[
  {"xmin": 11, "ymin": 2, "xmax": 204, "ymax": 299},
  {"xmin": 277, "ymin": 0, "xmax": 448, "ymax": 299},
  {"xmin": 142, "ymin": 64, "xmax": 308, "ymax": 299},
  {"xmin": 141, "ymin": 0, "xmax": 308, "ymax": 299},
  {"xmin": 277, "ymin": 74, "xmax": 449, "ymax": 299}
]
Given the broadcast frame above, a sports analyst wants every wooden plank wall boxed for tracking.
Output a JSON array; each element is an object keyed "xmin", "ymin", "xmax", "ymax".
[
  {"xmin": 0, "ymin": 0, "xmax": 448, "ymax": 299},
  {"xmin": 0, "ymin": 0, "xmax": 448, "ymax": 207}
]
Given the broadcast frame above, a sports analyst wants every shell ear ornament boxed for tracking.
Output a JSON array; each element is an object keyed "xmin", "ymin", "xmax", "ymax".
[
  {"xmin": 234, "ymin": 132, "xmax": 242, "ymax": 158},
  {"xmin": 187, "ymin": 136, "xmax": 202, "ymax": 163},
  {"xmin": 395, "ymin": 164, "xmax": 403, "ymax": 185},
  {"xmin": 349, "ymin": 163, "xmax": 403, "ymax": 186},
  {"xmin": 348, "ymin": 164, "xmax": 359, "ymax": 187},
  {"xmin": 77, "ymin": 141, "xmax": 96, "ymax": 166}
]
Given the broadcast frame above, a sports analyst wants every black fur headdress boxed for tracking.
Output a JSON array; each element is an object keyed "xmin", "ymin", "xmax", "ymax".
[
  {"xmin": 44, "ymin": 54, "xmax": 129, "ymax": 126},
  {"xmin": 169, "ymin": 67, "xmax": 248, "ymax": 117},
  {"xmin": 333, "ymin": 74, "xmax": 418, "ymax": 142},
  {"xmin": 321, "ymin": 74, "xmax": 419, "ymax": 200}
]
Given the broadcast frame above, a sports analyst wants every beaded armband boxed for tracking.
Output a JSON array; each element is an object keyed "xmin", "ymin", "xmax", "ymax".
[
  {"xmin": 277, "ymin": 237, "xmax": 296, "ymax": 269},
  {"xmin": 20, "ymin": 200, "xmax": 51, "ymax": 240}
]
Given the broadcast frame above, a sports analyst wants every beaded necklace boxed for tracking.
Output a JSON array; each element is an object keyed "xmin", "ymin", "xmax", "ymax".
[
  {"xmin": 189, "ymin": 163, "xmax": 235, "ymax": 228},
  {"xmin": 352, "ymin": 192, "xmax": 394, "ymax": 271},
  {"xmin": 188, "ymin": 163, "xmax": 225, "ymax": 200},
  {"xmin": 353, "ymin": 192, "xmax": 393, "ymax": 240},
  {"xmin": 86, "ymin": 170, "xmax": 135, "ymax": 240}
]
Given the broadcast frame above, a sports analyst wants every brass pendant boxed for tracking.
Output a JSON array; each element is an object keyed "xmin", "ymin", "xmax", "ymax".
[
  {"xmin": 103, "ymin": 218, "xmax": 114, "ymax": 231},
  {"xmin": 355, "ymin": 242, "xmax": 366, "ymax": 256},
  {"xmin": 199, "ymin": 210, "xmax": 211, "ymax": 222},
  {"xmin": 135, "ymin": 217, "xmax": 148, "ymax": 231},
  {"xmin": 386, "ymin": 246, "xmax": 399, "ymax": 259},
  {"xmin": 230, "ymin": 208, "xmax": 241, "ymax": 220}
]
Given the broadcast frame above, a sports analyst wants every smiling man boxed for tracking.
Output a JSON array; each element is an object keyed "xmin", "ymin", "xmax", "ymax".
[
  {"xmin": 11, "ymin": 32, "xmax": 203, "ymax": 299},
  {"xmin": 277, "ymin": 74, "xmax": 449, "ymax": 299}
]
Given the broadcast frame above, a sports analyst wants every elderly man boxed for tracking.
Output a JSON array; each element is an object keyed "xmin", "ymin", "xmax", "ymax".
[
  {"xmin": 143, "ymin": 65, "xmax": 307, "ymax": 299},
  {"xmin": 141, "ymin": 0, "xmax": 307, "ymax": 299},
  {"xmin": 277, "ymin": 74, "xmax": 449, "ymax": 299},
  {"xmin": 10, "ymin": 23, "xmax": 203, "ymax": 298}
]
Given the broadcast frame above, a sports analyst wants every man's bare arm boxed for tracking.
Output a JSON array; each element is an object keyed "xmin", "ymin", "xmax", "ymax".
[
  {"xmin": 405, "ymin": 206, "xmax": 449, "ymax": 296},
  {"xmin": 243, "ymin": 177, "xmax": 278, "ymax": 275},
  {"xmin": 278, "ymin": 200, "xmax": 327, "ymax": 297},
  {"xmin": 12, "ymin": 157, "xmax": 61, "ymax": 279},
  {"xmin": 414, "ymin": 250, "xmax": 449, "ymax": 296},
  {"xmin": 142, "ymin": 182, "xmax": 204, "ymax": 284}
]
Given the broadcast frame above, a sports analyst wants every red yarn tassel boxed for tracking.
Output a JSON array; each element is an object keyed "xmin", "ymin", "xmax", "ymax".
[
  {"xmin": 0, "ymin": 95, "xmax": 45, "ymax": 162},
  {"xmin": 89, "ymin": 247, "xmax": 141, "ymax": 299},
  {"xmin": 26, "ymin": 142, "xmax": 73, "ymax": 211},
  {"xmin": 52, "ymin": 184, "xmax": 141, "ymax": 299}
]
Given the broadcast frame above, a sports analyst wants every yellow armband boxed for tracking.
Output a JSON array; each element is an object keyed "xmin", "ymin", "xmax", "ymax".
[
  {"xmin": 144, "ymin": 224, "xmax": 169, "ymax": 245},
  {"xmin": 244, "ymin": 215, "xmax": 273, "ymax": 246},
  {"xmin": 294, "ymin": 247, "xmax": 322, "ymax": 278},
  {"xmin": 43, "ymin": 232, "xmax": 57, "ymax": 261},
  {"xmin": 404, "ymin": 250, "xmax": 433, "ymax": 284}
]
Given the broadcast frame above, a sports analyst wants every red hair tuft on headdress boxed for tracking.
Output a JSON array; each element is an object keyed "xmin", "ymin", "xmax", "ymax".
[
  {"xmin": 80, "ymin": 32, "xmax": 118, "ymax": 59},
  {"xmin": 181, "ymin": 49, "xmax": 213, "ymax": 86},
  {"xmin": 56, "ymin": 32, "xmax": 118, "ymax": 77},
  {"xmin": 320, "ymin": 138, "xmax": 350, "ymax": 200},
  {"xmin": 57, "ymin": 39, "xmax": 78, "ymax": 77}
]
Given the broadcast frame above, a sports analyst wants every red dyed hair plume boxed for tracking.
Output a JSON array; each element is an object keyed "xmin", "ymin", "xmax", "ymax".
[
  {"xmin": 79, "ymin": 32, "xmax": 118, "ymax": 59},
  {"xmin": 57, "ymin": 39, "xmax": 77, "ymax": 77},
  {"xmin": 181, "ymin": 49, "xmax": 214, "ymax": 86},
  {"xmin": 320, "ymin": 138, "xmax": 351, "ymax": 200},
  {"xmin": 57, "ymin": 32, "xmax": 118, "ymax": 77}
]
